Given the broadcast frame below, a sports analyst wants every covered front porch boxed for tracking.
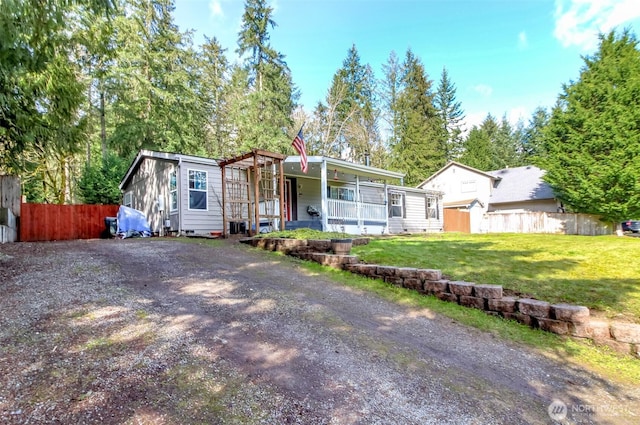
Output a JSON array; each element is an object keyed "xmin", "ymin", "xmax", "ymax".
[{"xmin": 283, "ymin": 156, "xmax": 405, "ymax": 235}]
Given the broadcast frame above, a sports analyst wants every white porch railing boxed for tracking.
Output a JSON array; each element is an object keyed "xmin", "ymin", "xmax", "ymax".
[{"xmin": 327, "ymin": 199, "xmax": 387, "ymax": 223}]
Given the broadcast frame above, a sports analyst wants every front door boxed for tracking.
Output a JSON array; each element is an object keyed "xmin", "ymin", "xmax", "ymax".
[{"xmin": 284, "ymin": 178, "xmax": 294, "ymax": 221}]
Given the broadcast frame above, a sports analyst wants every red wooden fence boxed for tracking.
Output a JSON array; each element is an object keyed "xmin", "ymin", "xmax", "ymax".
[{"xmin": 20, "ymin": 203, "xmax": 120, "ymax": 242}]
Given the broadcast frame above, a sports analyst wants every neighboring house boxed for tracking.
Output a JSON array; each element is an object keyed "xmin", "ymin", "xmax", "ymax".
[
  {"xmin": 418, "ymin": 162, "xmax": 496, "ymax": 233},
  {"xmin": 486, "ymin": 165, "xmax": 560, "ymax": 213},
  {"xmin": 120, "ymin": 150, "xmax": 444, "ymax": 236},
  {"xmin": 418, "ymin": 162, "xmax": 559, "ymax": 233}
]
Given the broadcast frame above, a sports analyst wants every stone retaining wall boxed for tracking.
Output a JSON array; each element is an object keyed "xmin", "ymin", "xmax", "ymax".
[{"xmin": 244, "ymin": 237, "xmax": 640, "ymax": 357}]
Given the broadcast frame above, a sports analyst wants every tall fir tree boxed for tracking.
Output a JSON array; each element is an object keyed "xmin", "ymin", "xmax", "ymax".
[
  {"xmin": 390, "ymin": 49, "xmax": 446, "ymax": 185},
  {"xmin": 435, "ymin": 67, "xmax": 465, "ymax": 161},
  {"xmin": 460, "ymin": 126, "xmax": 493, "ymax": 171},
  {"xmin": 522, "ymin": 107, "xmax": 549, "ymax": 162},
  {"xmin": 197, "ymin": 36, "xmax": 231, "ymax": 158},
  {"xmin": 539, "ymin": 30, "xmax": 640, "ymax": 221},
  {"xmin": 324, "ymin": 44, "xmax": 381, "ymax": 164},
  {"xmin": 108, "ymin": 0, "xmax": 203, "ymax": 157},
  {"xmin": 235, "ymin": 0, "xmax": 296, "ymax": 153},
  {"xmin": 0, "ymin": 0, "xmax": 115, "ymax": 202},
  {"xmin": 459, "ymin": 114, "xmax": 524, "ymax": 171}
]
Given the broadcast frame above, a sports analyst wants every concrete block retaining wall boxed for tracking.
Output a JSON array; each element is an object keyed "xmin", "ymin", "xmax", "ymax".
[{"xmin": 245, "ymin": 237, "xmax": 640, "ymax": 357}]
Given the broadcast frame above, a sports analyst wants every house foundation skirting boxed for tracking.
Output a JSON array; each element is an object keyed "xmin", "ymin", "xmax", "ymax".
[{"xmin": 243, "ymin": 237, "xmax": 640, "ymax": 359}]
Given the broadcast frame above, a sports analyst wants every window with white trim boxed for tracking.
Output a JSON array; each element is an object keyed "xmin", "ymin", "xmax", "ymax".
[
  {"xmin": 123, "ymin": 191, "xmax": 132, "ymax": 208},
  {"xmin": 389, "ymin": 192, "xmax": 404, "ymax": 218},
  {"xmin": 169, "ymin": 170, "xmax": 178, "ymax": 212},
  {"xmin": 329, "ymin": 186, "xmax": 355, "ymax": 201},
  {"xmin": 188, "ymin": 169, "xmax": 207, "ymax": 210},
  {"xmin": 426, "ymin": 196, "xmax": 439, "ymax": 219}
]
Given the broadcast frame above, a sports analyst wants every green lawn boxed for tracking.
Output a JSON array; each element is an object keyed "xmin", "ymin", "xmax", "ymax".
[{"xmin": 351, "ymin": 233, "xmax": 640, "ymax": 322}]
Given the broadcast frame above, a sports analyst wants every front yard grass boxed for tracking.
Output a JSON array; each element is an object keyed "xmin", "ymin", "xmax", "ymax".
[
  {"xmin": 352, "ymin": 233, "xmax": 640, "ymax": 322},
  {"xmin": 300, "ymin": 261, "xmax": 640, "ymax": 385}
]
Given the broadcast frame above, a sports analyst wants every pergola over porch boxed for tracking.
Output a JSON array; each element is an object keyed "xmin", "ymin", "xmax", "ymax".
[{"xmin": 218, "ymin": 149, "xmax": 287, "ymax": 237}]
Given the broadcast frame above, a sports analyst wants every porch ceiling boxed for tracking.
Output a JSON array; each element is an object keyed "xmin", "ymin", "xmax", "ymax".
[{"xmin": 284, "ymin": 156, "xmax": 404, "ymax": 183}]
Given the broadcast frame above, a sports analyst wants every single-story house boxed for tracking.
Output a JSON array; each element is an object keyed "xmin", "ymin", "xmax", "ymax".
[
  {"xmin": 418, "ymin": 162, "xmax": 560, "ymax": 233},
  {"xmin": 119, "ymin": 150, "xmax": 444, "ymax": 236}
]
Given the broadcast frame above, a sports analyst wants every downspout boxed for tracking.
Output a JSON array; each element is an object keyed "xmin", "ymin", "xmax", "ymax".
[
  {"xmin": 384, "ymin": 180, "xmax": 389, "ymax": 234},
  {"xmin": 178, "ymin": 158, "xmax": 183, "ymax": 236},
  {"xmin": 321, "ymin": 159, "xmax": 328, "ymax": 232},
  {"xmin": 356, "ymin": 175, "xmax": 361, "ymax": 231}
]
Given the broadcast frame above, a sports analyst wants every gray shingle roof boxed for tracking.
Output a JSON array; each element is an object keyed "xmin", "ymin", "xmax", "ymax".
[{"xmin": 488, "ymin": 165, "xmax": 555, "ymax": 204}]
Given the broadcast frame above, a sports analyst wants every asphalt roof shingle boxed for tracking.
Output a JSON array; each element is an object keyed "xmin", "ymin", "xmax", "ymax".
[{"xmin": 488, "ymin": 165, "xmax": 555, "ymax": 204}]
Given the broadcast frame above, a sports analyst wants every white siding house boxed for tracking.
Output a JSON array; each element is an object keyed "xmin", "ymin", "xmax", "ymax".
[
  {"xmin": 284, "ymin": 155, "xmax": 443, "ymax": 235},
  {"xmin": 120, "ymin": 150, "xmax": 223, "ymax": 235},
  {"xmin": 418, "ymin": 162, "xmax": 495, "ymax": 233},
  {"xmin": 120, "ymin": 150, "xmax": 444, "ymax": 236},
  {"xmin": 418, "ymin": 162, "xmax": 562, "ymax": 233}
]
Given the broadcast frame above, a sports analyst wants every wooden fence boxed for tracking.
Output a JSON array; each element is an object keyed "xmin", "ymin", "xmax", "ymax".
[
  {"xmin": 1, "ymin": 175, "xmax": 21, "ymax": 243},
  {"xmin": 20, "ymin": 203, "xmax": 120, "ymax": 242},
  {"xmin": 480, "ymin": 212, "xmax": 614, "ymax": 235},
  {"xmin": 444, "ymin": 209, "xmax": 470, "ymax": 233}
]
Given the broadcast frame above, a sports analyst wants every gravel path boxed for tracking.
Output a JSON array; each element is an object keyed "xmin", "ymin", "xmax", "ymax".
[{"xmin": 0, "ymin": 238, "xmax": 637, "ymax": 424}]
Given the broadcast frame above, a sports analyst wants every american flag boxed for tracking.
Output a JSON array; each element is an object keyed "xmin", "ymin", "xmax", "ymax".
[{"xmin": 292, "ymin": 129, "xmax": 308, "ymax": 173}]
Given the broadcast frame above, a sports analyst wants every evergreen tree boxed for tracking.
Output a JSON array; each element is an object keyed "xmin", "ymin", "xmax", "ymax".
[
  {"xmin": 435, "ymin": 67, "xmax": 465, "ymax": 161},
  {"xmin": 108, "ymin": 0, "xmax": 203, "ymax": 157},
  {"xmin": 390, "ymin": 50, "xmax": 446, "ymax": 185},
  {"xmin": 0, "ymin": 0, "xmax": 114, "ymax": 202},
  {"xmin": 459, "ymin": 114, "xmax": 524, "ymax": 171},
  {"xmin": 197, "ymin": 36, "xmax": 231, "ymax": 158},
  {"xmin": 539, "ymin": 30, "xmax": 640, "ymax": 221},
  {"xmin": 235, "ymin": 0, "xmax": 297, "ymax": 153},
  {"xmin": 522, "ymin": 107, "xmax": 549, "ymax": 162},
  {"xmin": 460, "ymin": 126, "xmax": 493, "ymax": 171},
  {"xmin": 492, "ymin": 114, "xmax": 523, "ymax": 168},
  {"xmin": 325, "ymin": 45, "xmax": 380, "ymax": 164},
  {"xmin": 78, "ymin": 153, "xmax": 129, "ymax": 204}
]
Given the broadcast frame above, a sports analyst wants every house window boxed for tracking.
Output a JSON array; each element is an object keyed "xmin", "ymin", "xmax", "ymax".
[
  {"xmin": 426, "ymin": 196, "xmax": 439, "ymax": 219},
  {"xmin": 329, "ymin": 186, "xmax": 355, "ymax": 202},
  {"xmin": 188, "ymin": 169, "xmax": 207, "ymax": 210},
  {"xmin": 170, "ymin": 170, "xmax": 178, "ymax": 212},
  {"xmin": 123, "ymin": 191, "xmax": 132, "ymax": 208},
  {"xmin": 461, "ymin": 179, "xmax": 477, "ymax": 193},
  {"xmin": 389, "ymin": 192, "xmax": 404, "ymax": 218}
]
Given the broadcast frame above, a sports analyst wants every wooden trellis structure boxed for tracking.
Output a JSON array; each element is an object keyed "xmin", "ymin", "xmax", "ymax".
[{"xmin": 218, "ymin": 149, "xmax": 287, "ymax": 237}]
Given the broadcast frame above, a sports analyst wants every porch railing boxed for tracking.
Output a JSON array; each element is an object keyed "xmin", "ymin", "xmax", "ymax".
[{"xmin": 327, "ymin": 199, "xmax": 387, "ymax": 223}]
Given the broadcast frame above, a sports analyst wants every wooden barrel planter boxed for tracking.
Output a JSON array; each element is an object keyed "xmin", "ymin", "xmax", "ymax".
[{"xmin": 330, "ymin": 238, "xmax": 353, "ymax": 255}]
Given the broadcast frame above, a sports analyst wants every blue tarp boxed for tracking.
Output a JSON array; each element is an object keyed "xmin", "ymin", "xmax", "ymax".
[{"xmin": 117, "ymin": 205, "xmax": 152, "ymax": 238}]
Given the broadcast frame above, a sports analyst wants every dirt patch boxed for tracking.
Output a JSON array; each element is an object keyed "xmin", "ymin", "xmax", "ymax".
[{"xmin": 0, "ymin": 238, "xmax": 638, "ymax": 424}]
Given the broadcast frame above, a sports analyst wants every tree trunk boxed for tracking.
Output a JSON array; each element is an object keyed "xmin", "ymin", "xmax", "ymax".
[{"xmin": 100, "ymin": 90, "xmax": 107, "ymax": 160}]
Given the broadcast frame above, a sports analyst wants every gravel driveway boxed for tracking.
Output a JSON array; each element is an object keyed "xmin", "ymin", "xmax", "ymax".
[{"xmin": 0, "ymin": 238, "xmax": 637, "ymax": 424}]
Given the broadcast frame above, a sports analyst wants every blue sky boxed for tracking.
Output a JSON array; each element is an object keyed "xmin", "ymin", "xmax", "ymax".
[{"xmin": 173, "ymin": 0, "xmax": 640, "ymax": 130}]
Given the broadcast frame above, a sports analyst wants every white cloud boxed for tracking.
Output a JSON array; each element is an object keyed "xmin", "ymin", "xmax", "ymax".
[
  {"xmin": 209, "ymin": 0, "xmax": 224, "ymax": 19},
  {"xmin": 554, "ymin": 0, "xmax": 640, "ymax": 51},
  {"xmin": 474, "ymin": 84, "xmax": 493, "ymax": 97},
  {"xmin": 518, "ymin": 31, "xmax": 528, "ymax": 49}
]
